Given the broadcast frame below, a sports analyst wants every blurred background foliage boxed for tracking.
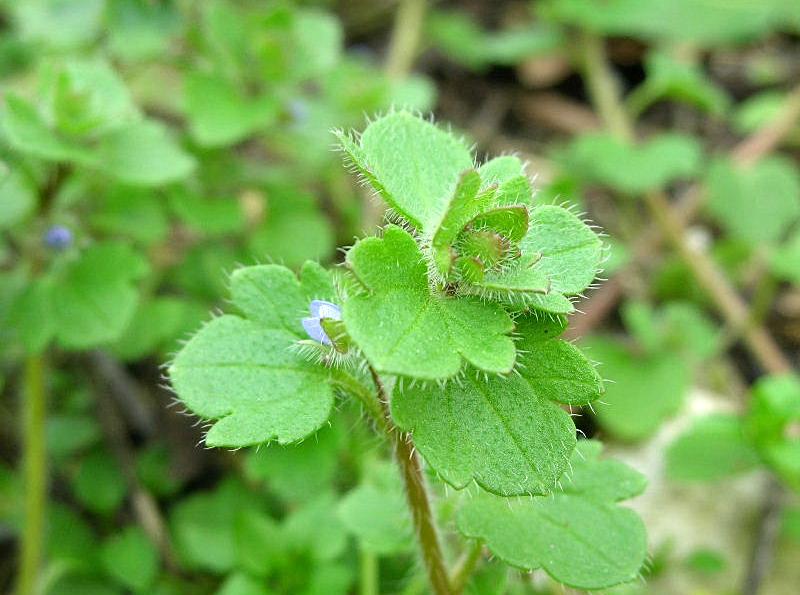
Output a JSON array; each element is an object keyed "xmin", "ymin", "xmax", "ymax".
[{"xmin": 1, "ymin": 0, "xmax": 800, "ymax": 594}]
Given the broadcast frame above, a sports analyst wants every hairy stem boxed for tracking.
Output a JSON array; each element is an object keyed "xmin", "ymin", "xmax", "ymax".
[
  {"xmin": 368, "ymin": 367, "xmax": 452, "ymax": 595},
  {"xmin": 16, "ymin": 354, "xmax": 47, "ymax": 595},
  {"xmin": 385, "ymin": 0, "xmax": 427, "ymax": 80}
]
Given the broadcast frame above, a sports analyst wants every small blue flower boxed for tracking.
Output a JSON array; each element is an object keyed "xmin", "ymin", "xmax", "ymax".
[
  {"xmin": 43, "ymin": 225, "xmax": 72, "ymax": 250},
  {"xmin": 302, "ymin": 300, "xmax": 341, "ymax": 346},
  {"xmin": 288, "ymin": 98, "xmax": 310, "ymax": 125}
]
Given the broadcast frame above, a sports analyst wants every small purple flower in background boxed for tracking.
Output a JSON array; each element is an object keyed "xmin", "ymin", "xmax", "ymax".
[
  {"xmin": 288, "ymin": 98, "xmax": 310, "ymax": 125},
  {"xmin": 43, "ymin": 225, "xmax": 72, "ymax": 251},
  {"xmin": 302, "ymin": 300, "xmax": 341, "ymax": 346}
]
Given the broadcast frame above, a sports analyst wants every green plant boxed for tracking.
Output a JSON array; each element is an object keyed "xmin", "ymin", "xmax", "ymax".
[{"xmin": 168, "ymin": 111, "xmax": 648, "ymax": 594}]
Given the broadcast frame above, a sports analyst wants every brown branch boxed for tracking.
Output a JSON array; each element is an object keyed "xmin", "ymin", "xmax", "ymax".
[
  {"xmin": 572, "ymin": 71, "xmax": 800, "ymax": 343},
  {"xmin": 368, "ymin": 367, "xmax": 452, "ymax": 595}
]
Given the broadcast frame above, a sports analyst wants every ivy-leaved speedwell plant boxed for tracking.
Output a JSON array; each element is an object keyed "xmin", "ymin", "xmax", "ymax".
[{"xmin": 168, "ymin": 111, "xmax": 648, "ymax": 593}]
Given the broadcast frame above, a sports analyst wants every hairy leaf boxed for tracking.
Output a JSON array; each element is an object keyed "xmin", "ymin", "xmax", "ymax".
[
  {"xmin": 169, "ymin": 264, "xmax": 335, "ymax": 447},
  {"xmin": 516, "ymin": 315, "xmax": 604, "ymax": 407},
  {"xmin": 458, "ymin": 441, "xmax": 647, "ymax": 590},
  {"xmin": 336, "ymin": 111, "xmax": 473, "ymax": 228},
  {"xmin": 343, "ymin": 226, "xmax": 516, "ymax": 379},
  {"xmin": 522, "ymin": 205, "xmax": 603, "ymax": 296},
  {"xmin": 392, "ymin": 373, "xmax": 576, "ymax": 496}
]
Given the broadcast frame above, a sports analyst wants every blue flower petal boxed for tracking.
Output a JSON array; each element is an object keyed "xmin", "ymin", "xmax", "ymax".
[
  {"xmin": 302, "ymin": 317, "xmax": 331, "ymax": 345},
  {"xmin": 310, "ymin": 300, "xmax": 341, "ymax": 320}
]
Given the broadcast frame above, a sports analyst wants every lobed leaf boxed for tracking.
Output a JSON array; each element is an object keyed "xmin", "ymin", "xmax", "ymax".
[
  {"xmin": 457, "ymin": 441, "xmax": 647, "ymax": 590},
  {"xmin": 168, "ymin": 264, "xmax": 336, "ymax": 447},
  {"xmin": 343, "ymin": 226, "xmax": 516, "ymax": 379},
  {"xmin": 392, "ymin": 373, "xmax": 576, "ymax": 496},
  {"xmin": 336, "ymin": 111, "xmax": 473, "ymax": 229},
  {"xmin": 522, "ymin": 205, "xmax": 603, "ymax": 296}
]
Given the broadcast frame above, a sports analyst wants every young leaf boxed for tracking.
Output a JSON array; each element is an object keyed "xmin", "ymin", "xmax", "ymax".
[
  {"xmin": 429, "ymin": 169, "xmax": 490, "ymax": 276},
  {"xmin": 391, "ymin": 373, "xmax": 576, "ymax": 496},
  {"xmin": 336, "ymin": 111, "xmax": 473, "ymax": 228},
  {"xmin": 168, "ymin": 264, "xmax": 335, "ymax": 447},
  {"xmin": 522, "ymin": 205, "xmax": 603, "ymax": 296},
  {"xmin": 457, "ymin": 441, "xmax": 647, "ymax": 590},
  {"xmin": 343, "ymin": 225, "xmax": 516, "ymax": 379},
  {"xmin": 463, "ymin": 254, "xmax": 549, "ymax": 303}
]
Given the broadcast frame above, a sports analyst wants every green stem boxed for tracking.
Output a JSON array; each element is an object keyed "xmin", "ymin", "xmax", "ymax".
[
  {"xmin": 368, "ymin": 367, "xmax": 452, "ymax": 595},
  {"xmin": 578, "ymin": 32, "xmax": 634, "ymax": 142},
  {"xmin": 450, "ymin": 540, "xmax": 483, "ymax": 594},
  {"xmin": 359, "ymin": 546, "xmax": 379, "ymax": 595},
  {"xmin": 385, "ymin": 0, "xmax": 427, "ymax": 80},
  {"xmin": 16, "ymin": 354, "xmax": 47, "ymax": 595},
  {"xmin": 331, "ymin": 370, "xmax": 387, "ymax": 432}
]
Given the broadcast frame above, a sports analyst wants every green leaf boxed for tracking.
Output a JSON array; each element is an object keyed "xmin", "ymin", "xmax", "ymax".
[
  {"xmin": 337, "ymin": 111, "xmax": 473, "ymax": 228},
  {"xmin": 101, "ymin": 526, "xmax": 159, "ymax": 592},
  {"xmin": 429, "ymin": 169, "xmax": 489, "ymax": 276},
  {"xmin": 561, "ymin": 132, "xmax": 702, "ymax": 194},
  {"xmin": 97, "ymin": 120, "xmax": 196, "ymax": 186},
  {"xmin": 283, "ymin": 494, "xmax": 348, "ymax": 561},
  {"xmin": 51, "ymin": 58, "xmax": 140, "ymax": 136},
  {"xmin": 746, "ymin": 374, "xmax": 800, "ymax": 489},
  {"xmin": 185, "ymin": 72, "xmax": 277, "ymax": 147},
  {"xmin": 244, "ymin": 424, "xmax": 341, "ymax": 503},
  {"xmin": 91, "ymin": 186, "xmax": 169, "ymax": 244},
  {"xmin": 627, "ymin": 51, "xmax": 730, "ymax": 116},
  {"xmin": 667, "ymin": 414, "xmax": 759, "ymax": 482},
  {"xmin": 585, "ymin": 336, "xmax": 690, "ymax": 441},
  {"xmin": 392, "ymin": 373, "xmax": 576, "ymax": 496},
  {"xmin": 516, "ymin": 315, "xmax": 604, "ymax": 407},
  {"xmin": 343, "ymin": 226, "xmax": 516, "ymax": 379},
  {"xmin": 9, "ymin": 277, "xmax": 55, "ymax": 353},
  {"xmin": 457, "ymin": 440, "xmax": 647, "ymax": 590},
  {"xmin": 428, "ymin": 10, "xmax": 563, "ymax": 70},
  {"xmin": 464, "ymin": 254, "xmax": 550, "ymax": 304},
  {"xmin": 1, "ymin": 94, "xmax": 94, "ymax": 163},
  {"xmin": 73, "ymin": 449, "xmax": 127, "ymax": 516},
  {"xmin": 12, "ymin": 0, "xmax": 105, "ymax": 49},
  {"xmin": 214, "ymin": 573, "xmax": 271, "ymax": 595},
  {"xmin": 47, "ymin": 414, "xmax": 101, "ymax": 459},
  {"xmin": 0, "ymin": 166, "xmax": 36, "ymax": 229},
  {"xmin": 248, "ymin": 188, "xmax": 334, "ymax": 269},
  {"xmin": 338, "ymin": 463, "xmax": 412, "ymax": 555},
  {"xmin": 136, "ymin": 444, "xmax": 183, "ymax": 498},
  {"xmin": 522, "ymin": 205, "xmax": 603, "ymax": 296},
  {"xmin": 168, "ymin": 264, "xmax": 335, "ymax": 447},
  {"xmin": 52, "ymin": 243, "xmax": 148, "ymax": 350},
  {"xmin": 170, "ymin": 479, "xmax": 262, "ymax": 574},
  {"xmin": 706, "ymin": 156, "xmax": 800, "ymax": 245},
  {"xmin": 234, "ymin": 509, "xmax": 284, "ymax": 578},
  {"xmin": 771, "ymin": 230, "xmax": 800, "ymax": 284}
]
